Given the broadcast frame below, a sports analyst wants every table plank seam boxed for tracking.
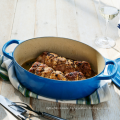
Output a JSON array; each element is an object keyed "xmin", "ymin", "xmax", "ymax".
[{"xmin": 9, "ymin": 0, "xmax": 18, "ymax": 40}]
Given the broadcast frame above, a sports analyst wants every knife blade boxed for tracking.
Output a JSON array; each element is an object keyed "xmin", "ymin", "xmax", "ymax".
[{"xmin": 0, "ymin": 95, "xmax": 31, "ymax": 120}]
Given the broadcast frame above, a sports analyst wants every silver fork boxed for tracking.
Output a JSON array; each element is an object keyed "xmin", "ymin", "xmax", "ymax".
[{"xmin": 9, "ymin": 102, "xmax": 66, "ymax": 120}]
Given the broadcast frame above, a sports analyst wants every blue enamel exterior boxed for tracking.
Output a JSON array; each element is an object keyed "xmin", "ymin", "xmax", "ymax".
[
  {"xmin": 108, "ymin": 58, "xmax": 120, "ymax": 88},
  {"xmin": 2, "ymin": 40, "xmax": 22, "ymax": 59},
  {"xmin": 2, "ymin": 39, "xmax": 118, "ymax": 100}
]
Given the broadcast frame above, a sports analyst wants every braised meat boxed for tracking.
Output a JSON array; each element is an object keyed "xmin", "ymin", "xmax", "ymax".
[
  {"xmin": 35, "ymin": 66, "xmax": 54, "ymax": 78},
  {"xmin": 37, "ymin": 52, "xmax": 75, "ymax": 73},
  {"xmin": 28, "ymin": 51, "xmax": 93, "ymax": 81},
  {"xmin": 31, "ymin": 62, "xmax": 66, "ymax": 80},
  {"xmin": 65, "ymin": 71, "xmax": 86, "ymax": 81},
  {"xmin": 50, "ymin": 71, "xmax": 66, "ymax": 81},
  {"xmin": 36, "ymin": 52, "xmax": 58, "ymax": 65},
  {"xmin": 29, "ymin": 62, "xmax": 47, "ymax": 73},
  {"xmin": 64, "ymin": 59, "xmax": 75, "ymax": 74},
  {"xmin": 74, "ymin": 61, "xmax": 92, "ymax": 77},
  {"xmin": 36, "ymin": 51, "xmax": 48, "ymax": 63},
  {"xmin": 52, "ymin": 57, "xmax": 66, "ymax": 72},
  {"xmin": 37, "ymin": 52, "xmax": 67, "ymax": 72}
]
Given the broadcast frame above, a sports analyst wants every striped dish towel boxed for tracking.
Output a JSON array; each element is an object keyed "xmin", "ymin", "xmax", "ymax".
[{"xmin": 0, "ymin": 55, "xmax": 111, "ymax": 105}]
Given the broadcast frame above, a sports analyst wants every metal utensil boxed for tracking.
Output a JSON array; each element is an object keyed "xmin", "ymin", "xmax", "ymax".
[
  {"xmin": 10, "ymin": 102, "xmax": 66, "ymax": 120},
  {"xmin": 0, "ymin": 95, "xmax": 31, "ymax": 120},
  {"xmin": 0, "ymin": 95, "xmax": 66, "ymax": 120}
]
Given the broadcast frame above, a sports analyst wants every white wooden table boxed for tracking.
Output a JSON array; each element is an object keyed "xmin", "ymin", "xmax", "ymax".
[{"xmin": 0, "ymin": 0, "xmax": 120, "ymax": 120}]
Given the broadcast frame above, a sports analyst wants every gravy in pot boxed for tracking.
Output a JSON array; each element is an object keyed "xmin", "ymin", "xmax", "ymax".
[{"xmin": 21, "ymin": 58, "xmax": 36, "ymax": 71}]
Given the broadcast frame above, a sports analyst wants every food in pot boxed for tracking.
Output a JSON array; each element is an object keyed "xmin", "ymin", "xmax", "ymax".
[
  {"xmin": 36, "ymin": 52, "xmax": 92, "ymax": 77},
  {"xmin": 52, "ymin": 57, "xmax": 66, "ymax": 72},
  {"xmin": 50, "ymin": 71, "xmax": 66, "ymax": 81},
  {"xmin": 22, "ymin": 51, "xmax": 95, "ymax": 81},
  {"xmin": 65, "ymin": 71, "xmax": 86, "ymax": 81},
  {"xmin": 29, "ymin": 62, "xmax": 48, "ymax": 73},
  {"xmin": 36, "ymin": 52, "xmax": 58, "ymax": 65},
  {"xmin": 64, "ymin": 59, "xmax": 75, "ymax": 74},
  {"xmin": 30, "ymin": 62, "xmax": 85, "ymax": 81},
  {"xmin": 29, "ymin": 62, "xmax": 67, "ymax": 80},
  {"xmin": 35, "ymin": 66, "xmax": 54, "ymax": 78},
  {"xmin": 74, "ymin": 61, "xmax": 92, "ymax": 77}
]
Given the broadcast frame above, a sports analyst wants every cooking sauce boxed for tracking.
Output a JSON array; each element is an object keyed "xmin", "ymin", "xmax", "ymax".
[
  {"xmin": 21, "ymin": 58, "xmax": 36, "ymax": 71},
  {"xmin": 21, "ymin": 58, "xmax": 97, "ymax": 78}
]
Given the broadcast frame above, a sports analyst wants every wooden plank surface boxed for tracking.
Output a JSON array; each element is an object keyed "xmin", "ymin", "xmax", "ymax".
[
  {"xmin": 56, "ymin": 0, "xmax": 93, "ymax": 119},
  {"xmin": 0, "ymin": 0, "xmax": 120, "ymax": 120},
  {"xmin": 11, "ymin": 0, "xmax": 36, "ymax": 40},
  {"xmin": 91, "ymin": 0, "xmax": 120, "ymax": 120},
  {"xmin": 35, "ymin": 0, "xmax": 57, "ymax": 37},
  {"xmin": 0, "ymin": 0, "xmax": 36, "ymax": 120},
  {"xmin": 0, "ymin": 0, "xmax": 17, "ymax": 55},
  {"xmin": 30, "ymin": 0, "xmax": 59, "ymax": 120},
  {"xmin": 74, "ymin": 0, "xmax": 101, "ymax": 47},
  {"xmin": 56, "ymin": 0, "xmax": 80, "ymax": 41},
  {"xmin": 74, "ymin": 0, "xmax": 110, "ymax": 58},
  {"xmin": 0, "ymin": 0, "xmax": 18, "ymax": 120},
  {"xmin": 91, "ymin": 84, "xmax": 120, "ymax": 120}
]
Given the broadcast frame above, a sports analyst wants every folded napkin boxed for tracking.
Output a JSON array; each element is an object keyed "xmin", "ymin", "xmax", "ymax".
[{"xmin": 0, "ymin": 55, "xmax": 111, "ymax": 105}]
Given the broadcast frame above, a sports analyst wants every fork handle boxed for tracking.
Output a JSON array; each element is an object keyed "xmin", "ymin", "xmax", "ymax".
[{"xmin": 42, "ymin": 112, "xmax": 66, "ymax": 120}]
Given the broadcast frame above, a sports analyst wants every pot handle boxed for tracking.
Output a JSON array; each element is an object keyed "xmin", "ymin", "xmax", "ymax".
[
  {"xmin": 2, "ymin": 39, "xmax": 22, "ymax": 60},
  {"xmin": 97, "ymin": 58, "xmax": 117, "ymax": 80}
]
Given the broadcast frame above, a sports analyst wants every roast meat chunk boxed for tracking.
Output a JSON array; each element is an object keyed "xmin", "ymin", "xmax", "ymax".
[
  {"xmin": 29, "ymin": 62, "xmax": 47, "ymax": 73},
  {"xmin": 50, "ymin": 71, "xmax": 66, "ymax": 81},
  {"xmin": 64, "ymin": 59, "xmax": 75, "ymax": 74},
  {"xmin": 35, "ymin": 66, "xmax": 53, "ymax": 78},
  {"xmin": 65, "ymin": 71, "xmax": 86, "ymax": 81},
  {"xmin": 74, "ymin": 61, "xmax": 92, "ymax": 77}
]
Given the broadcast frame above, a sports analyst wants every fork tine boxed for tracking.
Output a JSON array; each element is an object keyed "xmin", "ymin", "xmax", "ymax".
[
  {"xmin": 13, "ymin": 102, "xmax": 33, "ymax": 111},
  {"xmin": 11, "ymin": 102, "xmax": 42, "ymax": 116}
]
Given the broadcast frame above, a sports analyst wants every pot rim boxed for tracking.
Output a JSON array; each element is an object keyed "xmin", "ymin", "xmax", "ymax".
[{"xmin": 13, "ymin": 36, "xmax": 106, "ymax": 82}]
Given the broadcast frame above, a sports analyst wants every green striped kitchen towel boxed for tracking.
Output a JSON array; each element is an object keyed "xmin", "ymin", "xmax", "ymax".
[{"xmin": 0, "ymin": 55, "xmax": 111, "ymax": 104}]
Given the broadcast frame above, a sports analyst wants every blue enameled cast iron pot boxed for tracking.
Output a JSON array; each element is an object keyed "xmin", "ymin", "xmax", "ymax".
[{"xmin": 2, "ymin": 37, "xmax": 117, "ymax": 100}]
